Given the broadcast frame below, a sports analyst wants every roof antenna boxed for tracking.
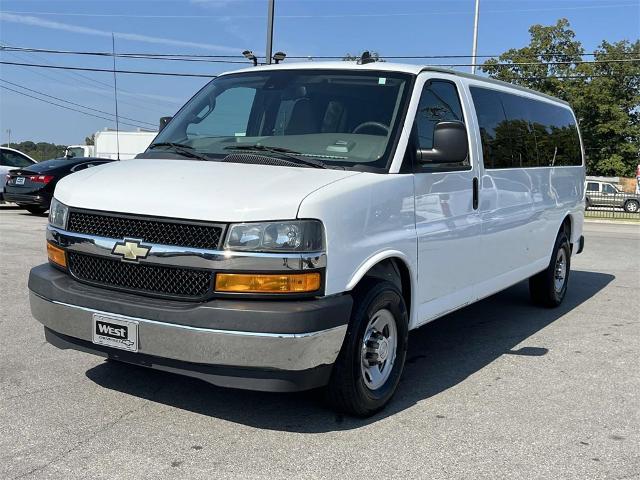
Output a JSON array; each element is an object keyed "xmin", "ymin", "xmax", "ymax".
[
  {"xmin": 111, "ymin": 33, "xmax": 121, "ymax": 161},
  {"xmin": 243, "ymin": 50, "xmax": 258, "ymax": 66},
  {"xmin": 359, "ymin": 51, "xmax": 375, "ymax": 65}
]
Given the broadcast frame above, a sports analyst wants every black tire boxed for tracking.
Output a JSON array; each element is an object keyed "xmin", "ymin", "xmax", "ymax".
[
  {"xmin": 325, "ymin": 279, "xmax": 408, "ymax": 417},
  {"xmin": 623, "ymin": 200, "xmax": 639, "ymax": 213},
  {"xmin": 25, "ymin": 206, "xmax": 47, "ymax": 215},
  {"xmin": 529, "ymin": 231, "xmax": 571, "ymax": 308},
  {"xmin": 585, "ymin": 198, "xmax": 591, "ymax": 210}
]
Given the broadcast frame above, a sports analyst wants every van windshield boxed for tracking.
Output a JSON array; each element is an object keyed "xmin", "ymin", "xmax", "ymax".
[{"xmin": 148, "ymin": 69, "xmax": 412, "ymax": 171}]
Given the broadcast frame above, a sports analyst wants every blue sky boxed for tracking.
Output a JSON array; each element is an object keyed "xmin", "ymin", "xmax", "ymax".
[{"xmin": 0, "ymin": 0, "xmax": 638, "ymax": 145}]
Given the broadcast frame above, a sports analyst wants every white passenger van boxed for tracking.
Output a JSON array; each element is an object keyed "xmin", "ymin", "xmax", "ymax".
[{"xmin": 29, "ymin": 62, "xmax": 585, "ymax": 416}]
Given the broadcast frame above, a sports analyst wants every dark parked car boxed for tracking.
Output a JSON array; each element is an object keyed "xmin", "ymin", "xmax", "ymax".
[{"xmin": 4, "ymin": 157, "xmax": 114, "ymax": 214}]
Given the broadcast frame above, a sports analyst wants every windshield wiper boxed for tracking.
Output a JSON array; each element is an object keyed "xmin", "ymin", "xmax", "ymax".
[
  {"xmin": 224, "ymin": 144, "xmax": 336, "ymax": 169},
  {"xmin": 148, "ymin": 142, "xmax": 211, "ymax": 162}
]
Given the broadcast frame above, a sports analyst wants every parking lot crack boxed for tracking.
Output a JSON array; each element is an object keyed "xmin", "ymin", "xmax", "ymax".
[{"xmin": 11, "ymin": 407, "xmax": 141, "ymax": 480}]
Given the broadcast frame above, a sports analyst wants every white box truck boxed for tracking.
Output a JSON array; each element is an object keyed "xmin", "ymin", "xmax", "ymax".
[{"xmin": 65, "ymin": 130, "xmax": 157, "ymax": 160}]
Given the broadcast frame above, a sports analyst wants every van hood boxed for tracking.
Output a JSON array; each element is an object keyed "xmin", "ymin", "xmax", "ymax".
[{"xmin": 54, "ymin": 158, "xmax": 360, "ymax": 222}]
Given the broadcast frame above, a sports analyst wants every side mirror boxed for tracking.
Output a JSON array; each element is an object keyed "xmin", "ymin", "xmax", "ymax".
[
  {"xmin": 159, "ymin": 116, "xmax": 172, "ymax": 132},
  {"xmin": 418, "ymin": 121, "xmax": 468, "ymax": 164}
]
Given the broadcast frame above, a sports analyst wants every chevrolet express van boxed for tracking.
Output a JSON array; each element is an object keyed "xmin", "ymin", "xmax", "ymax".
[{"xmin": 28, "ymin": 62, "xmax": 585, "ymax": 416}]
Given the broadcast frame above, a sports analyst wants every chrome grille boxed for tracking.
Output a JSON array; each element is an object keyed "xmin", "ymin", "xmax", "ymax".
[
  {"xmin": 67, "ymin": 211, "xmax": 224, "ymax": 250},
  {"xmin": 68, "ymin": 252, "xmax": 213, "ymax": 299}
]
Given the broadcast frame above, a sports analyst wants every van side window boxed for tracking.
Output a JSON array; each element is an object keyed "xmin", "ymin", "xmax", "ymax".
[
  {"xmin": 468, "ymin": 88, "xmax": 510, "ymax": 169},
  {"xmin": 586, "ymin": 182, "xmax": 600, "ymax": 192},
  {"xmin": 500, "ymin": 94, "xmax": 538, "ymax": 168},
  {"xmin": 415, "ymin": 80, "xmax": 464, "ymax": 150},
  {"xmin": 470, "ymin": 86, "xmax": 582, "ymax": 169}
]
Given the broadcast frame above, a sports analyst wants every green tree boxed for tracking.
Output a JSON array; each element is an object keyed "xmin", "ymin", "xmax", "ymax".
[
  {"xmin": 1, "ymin": 141, "xmax": 66, "ymax": 161},
  {"xmin": 85, "ymin": 134, "xmax": 95, "ymax": 146},
  {"xmin": 481, "ymin": 19, "xmax": 640, "ymax": 177}
]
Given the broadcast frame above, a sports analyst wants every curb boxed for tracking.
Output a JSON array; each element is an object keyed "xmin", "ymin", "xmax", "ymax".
[{"xmin": 585, "ymin": 218, "xmax": 640, "ymax": 225}]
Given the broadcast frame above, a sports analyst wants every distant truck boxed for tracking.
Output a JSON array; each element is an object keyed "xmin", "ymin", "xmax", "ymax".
[{"xmin": 65, "ymin": 130, "xmax": 157, "ymax": 160}]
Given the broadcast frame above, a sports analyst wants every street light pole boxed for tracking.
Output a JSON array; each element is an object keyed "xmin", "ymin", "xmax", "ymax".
[
  {"xmin": 266, "ymin": 0, "xmax": 275, "ymax": 64},
  {"xmin": 471, "ymin": 0, "xmax": 480, "ymax": 75},
  {"xmin": 5, "ymin": 128, "xmax": 11, "ymax": 148}
]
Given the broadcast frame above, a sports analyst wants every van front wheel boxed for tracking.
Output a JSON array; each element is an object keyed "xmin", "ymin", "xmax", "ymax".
[
  {"xmin": 326, "ymin": 280, "xmax": 408, "ymax": 417},
  {"xmin": 529, "ymin": 231, "xmax": 571, "ymax": 307}
]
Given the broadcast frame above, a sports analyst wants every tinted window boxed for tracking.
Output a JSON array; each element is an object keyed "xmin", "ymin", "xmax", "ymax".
[
  {"xmin": 586, "ymin": 182, "xmax": 600, "ymax": 192},
  {"xmin": 1, "ymin": 150, "xmax": 34, "ymax": 167},
  {"xmin": 471, "ymin": 87, "xmax": 582, "ymax": 169},
  {"xmin": 602, "ymin": 184, "xmax": 617, "ymax": 194},
  {"xmin": 469, "ymin": 88, "xmax": 511, "ymax": 169},
  {"xmin": 501, "ymin": 94, "xmax": 538, "ymax": 167},
  {"xmin": 415, "ymin": 80, "xmax": 464, "ymax": 150}
]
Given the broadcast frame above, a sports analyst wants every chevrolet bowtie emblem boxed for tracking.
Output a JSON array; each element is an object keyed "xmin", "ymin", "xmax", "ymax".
[{"xmin": 112, "ymin": 239, "xmax": 150, "ymax": 262}]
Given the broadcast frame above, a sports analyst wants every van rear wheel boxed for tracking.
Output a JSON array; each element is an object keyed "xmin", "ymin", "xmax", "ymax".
[
  {"xmin": 529, "ymin": 231, "xmax": 571, "ymax": 308},
  {"xmin": 326, "ymin": 279, "xmax": 408, "ymax": 417}
]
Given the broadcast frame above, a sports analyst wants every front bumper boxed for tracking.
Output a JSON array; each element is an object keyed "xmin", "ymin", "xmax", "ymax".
[{"xmin": 29, "ymin": 264, "xmax": 352, "ymax": 391}]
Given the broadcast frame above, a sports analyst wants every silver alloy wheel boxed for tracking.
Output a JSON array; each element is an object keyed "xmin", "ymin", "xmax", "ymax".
[
  {"xmin": 554, "ymin": 248, "xmax": 567, "ymax": 293},
  {"xmin": 361, "ymin": 308, "xmax": 397, "ymax": 390},
  {"xmin": 626, "ymin": 201, "xmax": 639, "ymax": 213}
]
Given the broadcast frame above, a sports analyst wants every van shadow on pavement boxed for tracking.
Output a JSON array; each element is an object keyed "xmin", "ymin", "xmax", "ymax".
[{"xmin": 85, "ymin": 270, "xmax": 613, "ymax": 432}]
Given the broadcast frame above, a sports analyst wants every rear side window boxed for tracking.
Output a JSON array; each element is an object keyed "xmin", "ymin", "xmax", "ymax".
[
  {"xmin": 1, "ymin": 150, "xmax": 33, "ymax": 168},
  {"xmin": 470, "ymin": 86, "xmax": 582, "ymax": 169},
  {"xmin": 586, "ymin": 182, "xmax": 600, "ymax": 192}
]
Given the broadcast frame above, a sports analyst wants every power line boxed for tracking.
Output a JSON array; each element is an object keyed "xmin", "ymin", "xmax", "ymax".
[
  {"xmin": 0, "ymin": 46, "xmax": 250, "ymax": 63},
  {"xmin": 0, "ymin": 60, "xmax": 218, "ymax": 77},
  {"xmin": 0, "ymin": 84, "xmax": 155, "ymax": 129},
  {"xmin": 1, "ymin": 59, "xmax": 637, "ymax": 80},
  {"xmin": 1, "ymin": 49, "xmax": 176, "ymax": 115},
  {"xmin": 2, "ymin": 45, "xmax": 638, "ymax": 61},
  {"xmin": 1, "ymin": 3, "xmax": 637, "ymax": 18},
  {"xmin": 0, "ymin": 78, "xmax": 157, "ymax": 127}
]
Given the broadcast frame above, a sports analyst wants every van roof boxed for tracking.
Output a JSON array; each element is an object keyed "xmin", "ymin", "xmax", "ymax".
[{"xmin": 221, "ymin": 61, "xmax": 570, "ymax": 106}]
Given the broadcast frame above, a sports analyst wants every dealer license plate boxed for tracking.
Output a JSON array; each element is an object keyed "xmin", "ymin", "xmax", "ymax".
[{"xmin": 92, "ymin": 314, "xmax": 138, "ymax": 352}]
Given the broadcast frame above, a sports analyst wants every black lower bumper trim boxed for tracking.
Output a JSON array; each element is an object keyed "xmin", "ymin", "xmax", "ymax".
[
  {"xmin": 45, "ymin": 327, "xmax": 333, "ymax": 392},
  {"xmin": 29, "ymin": 264, "xmax": 352, "ymax": 334},
  {"xmin": 3, "ymin": 193, "xmax": 50, "ymax": 206}
]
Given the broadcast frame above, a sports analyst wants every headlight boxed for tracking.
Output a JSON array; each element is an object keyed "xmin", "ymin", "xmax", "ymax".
[
  {"xmin": 48, "ymin": 198, "xmax": 69, "ymax": 229},
  {"xmin": 224, "ymin": 220, "xmax": 324, "ymax": 253}
]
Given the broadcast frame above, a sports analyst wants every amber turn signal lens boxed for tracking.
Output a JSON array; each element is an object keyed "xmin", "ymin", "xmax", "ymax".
[
  {"xmin": 215, "ymin": 272, "xmax": 321, "ymax": 293},
  {"xmin": 47, "ymin": 242, "xmax": 67, "ymax": 268}
]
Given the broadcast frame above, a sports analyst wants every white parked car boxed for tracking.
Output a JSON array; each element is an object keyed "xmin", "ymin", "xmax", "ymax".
[
  {"xmin": 28, "ymin": 62, "xmax": 585, "ymax": 416},
  {"xmin": 0, "ymin": 147, "xmax": 36, "ymax": 201}
]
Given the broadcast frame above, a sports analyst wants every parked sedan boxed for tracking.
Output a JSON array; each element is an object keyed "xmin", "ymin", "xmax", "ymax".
[
  {"xmin": 585, "ymin": 180, "xmax": 640, "ymax": 213},
  {"xmin": 1, "ymin": 147, "xmax": 37, "ymax": 202},
  {"xmin": 4, "ymin": 157, "xmax": 114, "ymax": 214}
]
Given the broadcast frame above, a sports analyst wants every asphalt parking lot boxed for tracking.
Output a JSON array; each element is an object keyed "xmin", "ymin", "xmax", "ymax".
[{"xmin": 1, "ymin": 206, "xmax": 638, "ymax": 480}]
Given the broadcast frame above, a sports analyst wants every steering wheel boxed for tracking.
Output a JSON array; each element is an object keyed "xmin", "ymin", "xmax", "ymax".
[{"xmin": 352, "ymin": 121, "xmax": 390, "ymax": 135}]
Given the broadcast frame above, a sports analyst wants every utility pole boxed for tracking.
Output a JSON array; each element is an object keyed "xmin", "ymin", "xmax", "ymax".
[
  {"xmin": 112, "ymin": 34, "xmax": 121, "ymax": 160},
  {"xmin": 266, "ymin": 0, "xmax": 275, "ymax": 64},
  {"xmin": 5, "ymin": 129, "xmax": 11, "ymax": 148},
  {"xmin": 471, "ymin": 0, "xmax": 480, "ymax": 75}
]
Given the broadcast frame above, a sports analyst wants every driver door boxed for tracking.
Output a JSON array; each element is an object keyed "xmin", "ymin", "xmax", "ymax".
[{"xmin": 411, "ymin": 76, "xmax": 482, "ymax": 326}]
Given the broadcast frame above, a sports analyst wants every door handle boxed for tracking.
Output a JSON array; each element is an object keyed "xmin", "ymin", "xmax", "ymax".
[{"xmin": 473, "ymin": 177, "xmax": 479, "ymax": 210}]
